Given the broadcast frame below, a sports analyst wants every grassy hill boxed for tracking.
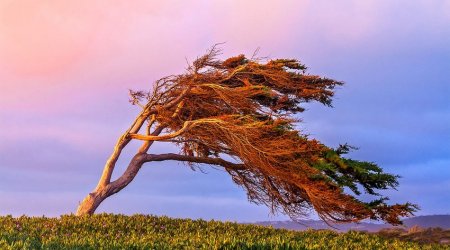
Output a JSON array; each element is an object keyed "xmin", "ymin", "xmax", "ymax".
[{"xmin": 0, "ymin": 214, "xmax": 445, "ymax": 249}]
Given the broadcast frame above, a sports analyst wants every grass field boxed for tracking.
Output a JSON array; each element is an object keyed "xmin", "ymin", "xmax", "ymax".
[{"xmin": 0, "ymin": 214, "xmax": 445, "ymax": 249}]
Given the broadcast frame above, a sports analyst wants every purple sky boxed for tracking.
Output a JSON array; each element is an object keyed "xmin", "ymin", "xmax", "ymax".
[{"xmin": 0, "ymin": 1, "xmax": 449, "ymax": 222}]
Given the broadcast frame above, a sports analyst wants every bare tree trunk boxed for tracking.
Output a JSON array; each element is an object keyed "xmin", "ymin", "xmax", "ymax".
[
  {"xmin": 76, "ymin": 188, "xmax": 110, "ymax": 215},
  {"xmin": 76, "ymin": 154, "xmax": 145, "ymax": 216}
]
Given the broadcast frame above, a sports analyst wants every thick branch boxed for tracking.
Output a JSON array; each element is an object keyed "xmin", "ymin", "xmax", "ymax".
[
  {"xmin": 106, "ymin": 153, "xmax": 245, "ymax": 200},
  {"xmin": 130, "ymin": 118, "xmax": 224, "ymax": 141},
  {"xmin": 95, "ymin": 110, "xmax": 148, "ymax": 189},
  {"xmin": 95, "ymin": 88, "xmax": 192, "ymax": 189},
  {"xmin": 107, "ymin": 154, "xmax": 145, "ymax": 195},
  {"xmin": 142, "ymin": 153, "xmax": 246, "ymax": 170},
  {"xmin": 138, "ymin": 115, "xmax": 157, "ymax": 153}
]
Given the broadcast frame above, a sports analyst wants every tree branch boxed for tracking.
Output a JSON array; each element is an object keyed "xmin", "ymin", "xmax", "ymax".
[
  {"xmin": 95, "ymin": 108, "xmax": 150, "ymax": 189},
  {"xmin": 161, "ymin": 86, "xmax": 192, "ymax": 110},
  {"xmin": 137, "ymin": 115, "xmax": 160, "ymax": 153},
  {"xmin": 94, "ymin": 87, "xmax": 192, "ymax": 189},
  {"xmin": 142, "ymin": 153, "xmax": 246, "ymax": 170},
  {"xmin": 129, "ymin": 118, "xmax": 224, "ymax": 141}
]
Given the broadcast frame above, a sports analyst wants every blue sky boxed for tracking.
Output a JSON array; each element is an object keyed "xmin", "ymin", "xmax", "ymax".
[{"xmin": 0, "ymin": 0, "xmax": 449, "ymax": 221}]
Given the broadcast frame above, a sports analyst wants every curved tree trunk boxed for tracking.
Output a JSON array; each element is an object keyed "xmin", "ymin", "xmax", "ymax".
[
  {"xmin": 75, "ymin": 84, "xmax": 188, "ymax": 216},
  {"xmin": 76, "ymin": 154, "xmax": 145, "ymax": 216},
  {"xmin": 76, "ymin": 188, "xmax": 110, "ymax": 215}
]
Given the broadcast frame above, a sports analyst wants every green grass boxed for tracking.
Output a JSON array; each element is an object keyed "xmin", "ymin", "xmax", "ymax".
[{"xmin": 0, "ymin": 214, "xmax": 445, "ymax": 249}]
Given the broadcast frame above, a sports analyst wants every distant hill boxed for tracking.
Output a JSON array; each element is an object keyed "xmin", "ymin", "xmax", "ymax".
[
  {"xmin": 402, "ymin": 215, "xmax": 450, "ymax": 228},
  {"xmin": 254, "ymin": 215, "xmax": 450, "ymax": 232}
]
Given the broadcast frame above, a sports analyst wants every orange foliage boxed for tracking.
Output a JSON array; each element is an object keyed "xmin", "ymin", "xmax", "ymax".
[{"xmin": 119, "ymin": 46, "xmax": 416, "ymax": 224}]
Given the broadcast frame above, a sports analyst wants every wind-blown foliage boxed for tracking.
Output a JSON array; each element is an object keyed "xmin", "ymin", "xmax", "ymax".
[{"xmin": 77, "ymin": 46, "xmax": 416, "ymax": 224}]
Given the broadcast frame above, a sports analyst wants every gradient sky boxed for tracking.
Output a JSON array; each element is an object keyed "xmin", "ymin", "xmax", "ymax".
[{"xmin": 0, "ymin": 0, "xmax": 449, "ymax": 222}]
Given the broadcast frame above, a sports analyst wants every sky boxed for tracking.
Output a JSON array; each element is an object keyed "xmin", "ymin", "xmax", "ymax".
[{"xmin": 0, "ymin": 0, "xmax": 449, "ymax": 222}]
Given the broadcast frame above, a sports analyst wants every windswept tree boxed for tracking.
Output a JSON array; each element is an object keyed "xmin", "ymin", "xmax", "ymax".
[{"xmin": 76, "ymin": 47, "xmax": 416, "ymax": 224}]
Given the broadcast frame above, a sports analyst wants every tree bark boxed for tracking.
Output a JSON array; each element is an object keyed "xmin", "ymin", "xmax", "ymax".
[
  {"xmin": 75, "ymin": 152, "xmax": 245, "ymax": 215},
  {"xmin": 76, "ymin": 154, "xmax": 145, "ymax": 216},
  {"xmin": 76, "ymin": 188, "xmax": 110, "ymax": 216},
  {"xmin": 76, "ymin": 86, "xmax": 192, "ymax": 216}
]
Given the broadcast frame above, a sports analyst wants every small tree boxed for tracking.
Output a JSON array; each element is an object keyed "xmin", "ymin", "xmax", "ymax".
[{"xmin": 76, "ymin": 47, "xmax": 416, "ymax": 224}]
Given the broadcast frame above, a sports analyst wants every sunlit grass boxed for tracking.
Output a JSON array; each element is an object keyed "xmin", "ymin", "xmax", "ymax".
[{"xmin": 0, "ymin": 214, "xmax": 444, "ymax": 249}]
